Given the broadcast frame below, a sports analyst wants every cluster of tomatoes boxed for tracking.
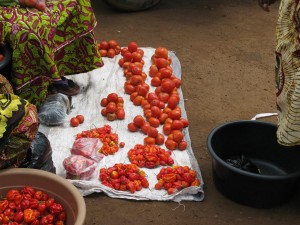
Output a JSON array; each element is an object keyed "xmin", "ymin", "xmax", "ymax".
[
  {"xmin": 99, "ymin": 163, "xmax": 149, "ymax": 193},
  {"xmin": 100, "ymin": 93, "xmax": 125, "ymax": 121},
  {"xmin": 98, "ymin": 39, "xmax": 121, "ymax": 58},
  {"xmin": 70, "ymin": 114, "xmax": 85, "ymax": 127},
  {"xmin": 75, "ymin": 125, "xmax": 119, "ymax": 156},
  {"xmin": 0, "ymin": 186, "xmax": 66, "ymax": 224},
  {"xmin": 155, "ymin": 166, "xmax": 201, "ymax": 195},
  {"xmin": 127, "ymin": 144, "xmax": 174, "ymax": 169}
]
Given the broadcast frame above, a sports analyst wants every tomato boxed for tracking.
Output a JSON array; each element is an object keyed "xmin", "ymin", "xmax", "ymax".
[
  {"xmin": 106, "ymin": 112, "xmax": 117, "ymax": 121},
  {"xmin": 115, "ymin": 45, "xmax": 121, "ymax": 54},
  {"xmin": 150, "ymin": 99, "xmax": 160, "ymax": 107},
  {"xmin": 136, "ymin": 48, "xmax": 144, "ymax": 57},
  {"xmin": 165, "ymin": 139, "xmax": 178, "ymax": 150},
  {"xmin": 180, "ymin": 118, "xmax": 190, "ymax": 128},
  {"xmin": 178, "ymin": 140, "xmax": 187, "ymax": 150},
  {"xmin": 147, "ymin": 126, "xmax": 158, "ymax": 138},
  {"xmin": 141, "ymin": 122, "xmax": 151, "ymax": 134},
  {"xmin": 155, "ymin": 133, "xmax": 165, "ymax": 145},
  {"xmin": 171, "ymin": 130, "xmax": 184, "ymax": 143},
  {"xmin": 171, "ymin": 120, "xmax": 184, "ymax": 130},
  {"xmin": 123, "ymin": 51, "xmax": 133, "ymax": 62},
  {"xmin": 70, "ymin": 117, "xmax": 79, "ymax": 127},
  {"xmin": 106, "ymin": 102, "xmax": 117, "ymax": 113},
  {"xmin": 99, "ymin": 41, "xmax": 109, "ymax": 50},
  {"xmin": 144, "ymin": 109, "xmax": 152, "ymax": 119},
  {"xmin": 130, "ymin": 75, "xmax": 144, "ymax": 86},
  {"xmin": 130, "ymin": 66, "xmax": 141, "ymax": 76},
  {"xmin": 100, "ymin": 98, "xmax": 108, "ymax": 107},
  {"xmin": 155, "ymin": 47, "xmax": 168, "ymax": 59},
  {"xmin": 128, "ymin": 41, "xmax": 138, "ymax": 53},
  {"xmin": 107, "ymin": 93, "xmax": 118, "ymax": 103},
  {"xmin": 167, "ymin": 96, "xmax": 179, "ymax": 109},
  {"xmin": 161, "ymin": 79, "xmax": 176, "ymax": 93},
  {"xmin": 146, "ymin": 92, "xmax": 159, "ymax": 103},
  {"xmin": 107, "ymin": 48, "xmax": 116, "ymax": 58},
  {"xmin": 116, "ymin": 108, "xmax": 125, "ymax": 120},
  {"xmin": 121, "ymin": 47, "xmax": 128, "ymax": 56},
  {"xmin": 137, "ymin": 85, "xmax": 149, "ymax": 97},
  {"xmin": 159, "ymin": 113, "xmax": 169, "ymax": 124},
  {"xmin": 163, "ymin": 123, "xmax": 172, "ymax": 135},
  {"xmin": 149, "ymin": 64, "xmax": 158, "ymax": 77},
  {"xmin": 158, "ymin": 92, "xmax": 169, "ymax": 103},
  {"xmin": 128, "ymin": 122, "xmax": 138, "ymax": 132},
  {"xmin": 159, "ymin": 68, "xmax": 172, "ymax": 79},
  {"xmin": 144, "ymin": 136, "xmax": 156, "ymax": 145},
  {"xmin": 133, "ymin": 95, "xmax": 144, "ymax": 106},
  {"xmin": 101, "ymin": 108, "xmax": 107, "ymax": 116},
  {"xmin": 133, "ymin": 115, "xmax": 145, "ymax": 127},
  {"xmin": 150, "ymin": 106, "xmax": 162, "ymax": 118},
  {"xmin": 148, "ymin": 117, "xmax": 160, "ymax": 128},
  {"xmin": 155, "ymin": 58, "xmax": 169, "ymax": 69},
  {"xmin": 151, "ymin": 77, "xmax": 161, "ymax": 87},
  {"xmin": 124, "ymin": 84, "xmax": 136, "ymax": 94},
  {"xmin": 172, "ymin": 77, "xmax": 182, "ymax": 88},
  {"xmin": 108, "ymin": 39, "xmax": 118, "ymax": 49},
  {"xmin": 76, "ymin": 115, "xmax": 85, "ymax": 124},
  {"xmin": 99, "ymin": 49, "xmax": 107, "ymax": 57},
  {"xmin": 132, "ymin": 52, "xmax": 142, "ymax": 62},
  {"xmin": 168, "ymin": 109, "xmax": 181, "ymax": 120}
]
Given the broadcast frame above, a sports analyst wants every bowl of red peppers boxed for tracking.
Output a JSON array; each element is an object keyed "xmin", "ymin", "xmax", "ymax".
[{"xmin": 0, "ymin": 168, "xmax": 86, "ymax": 225}]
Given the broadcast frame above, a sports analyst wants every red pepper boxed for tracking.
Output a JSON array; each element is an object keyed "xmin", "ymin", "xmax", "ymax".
[
  {"xmin": 0, "ymin": 200, "xmax": 9, "ymax": 213},
  {"xmin": 163, "ymin": 173, "xmax": 177, "ymax": 183},
  {"xmin": 49, "ymin": 203, "xmax": 63, "ymax": 215},
  {"xmin": 33, "ymin": 190, "xmax": 43, "ymax": 200},
  {"xmin": 21, "ymin": 199, "xmax": 30, "ymax": 210},
  {"xmin": 29, "ymin": 198, "xmax": 39, "ymax": 209},
  {"xmin": 21, "ymin": 186, "xmax": 35, "ymax": 197},
  {"xmin": 58, "ymin": 211, "xmax": 66, "ymax": 221},
  {"xmin": 23, "ymin": 208, "xmax": 36, "ymax": 223},
  {"xmin": 13, "ymin": 211, "xmax": 24, "ymax": 223},
  {"xmin": 37, "ymin": 202, "xmax": 46, "ymax": 213}
]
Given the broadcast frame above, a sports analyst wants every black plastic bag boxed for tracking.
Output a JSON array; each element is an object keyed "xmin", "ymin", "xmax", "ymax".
[
  {"xmin": 225, "ymin": 154, "xmax": 260, "ymax": 174},
  {"xmin": 38, "ymin": 93, "xmax": 71, "ymax": 126},
  {"xmin": 20, "ymin": 132, "xmax": 56, "ymax": 173}
]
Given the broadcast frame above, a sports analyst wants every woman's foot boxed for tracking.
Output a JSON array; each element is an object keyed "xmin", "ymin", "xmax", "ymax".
[{"xmin": 51, "ymin": 77, "xmax": 80, "ymax": 96}]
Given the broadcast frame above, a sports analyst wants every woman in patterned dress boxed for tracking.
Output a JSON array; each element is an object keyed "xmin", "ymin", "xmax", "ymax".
[
  {"xmin": 0, "ymin": 0, "xmax": 103, "ymax": 107},
  {"xmin": 260, "ymin": 0, "xmax": 300, "ymax": 146}
]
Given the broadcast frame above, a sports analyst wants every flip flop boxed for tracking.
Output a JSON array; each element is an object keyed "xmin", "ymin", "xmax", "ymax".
[{"xmin": 51, "ymin": 77, "xmax": 80, "ymax": 96}]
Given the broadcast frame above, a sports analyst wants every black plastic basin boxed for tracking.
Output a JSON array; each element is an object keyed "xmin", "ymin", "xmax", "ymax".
[{"xmin": 207, "ymin": 120, "xmax": 300, "ymax": 208}]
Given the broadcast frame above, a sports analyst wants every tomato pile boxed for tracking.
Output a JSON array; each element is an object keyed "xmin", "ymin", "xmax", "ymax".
[
  {"xmin": 155, "ymin": 166, "xmax": 201, "ymax": 195},
  {"xmin": 100, "ymin": 93, "xmax": 125, "ymax": 121},
  {"xmin": 70, "ymin": 114, "xmax": 84, "ymax": 127},
  {"xmin": 98, "ymin": 39, "xmax": 121, "ymax": 58},
  {"xmin": 99, "ymin": 163, "xmax": 149, "ymax": 193},
  {"xmin": 76, "ymin": 125, "xmax": 119, "ymax": 156},
  {"xmin": 0, "ymin": 186, "xmax": 66, "ymax": 224},
  {"xmin": 127, "ymin": 144, "xmax": 174, "ymax": 168}
]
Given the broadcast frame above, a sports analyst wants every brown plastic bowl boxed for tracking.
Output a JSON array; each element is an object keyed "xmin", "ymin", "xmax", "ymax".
[{"xmin": 0, "ymin": 168, "xmax": 86, "ymax": 225}]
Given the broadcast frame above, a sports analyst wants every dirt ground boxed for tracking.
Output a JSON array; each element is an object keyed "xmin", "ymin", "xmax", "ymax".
[{"xmin": 84, "ymin": 0, "xmax": 300, "ymax": 224}]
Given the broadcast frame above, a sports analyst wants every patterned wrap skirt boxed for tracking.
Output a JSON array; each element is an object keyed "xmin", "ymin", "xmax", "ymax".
[
  {"xmin": 276, "ymin": 0, "xmax": 300, "ymax": 145},
  {"xmin": 0, "ymin": 0, "xmax": 103, "ymax": 107}
]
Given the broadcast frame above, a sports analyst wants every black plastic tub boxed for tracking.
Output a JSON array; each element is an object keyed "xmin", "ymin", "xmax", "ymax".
[{"xmin": 207, "ymin": 120, "xmax": 300, "ymax": 208}]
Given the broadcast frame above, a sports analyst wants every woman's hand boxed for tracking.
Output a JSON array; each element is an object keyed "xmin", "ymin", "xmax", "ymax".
[{"xmin": 258, "ymin": 0, "xmax": 277, "ymax": 12}]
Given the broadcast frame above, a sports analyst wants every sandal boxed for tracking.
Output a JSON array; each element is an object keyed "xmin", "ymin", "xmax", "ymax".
[{"xmin": 51, "ymin": 76, "xmax": 80, "ymax": 96}]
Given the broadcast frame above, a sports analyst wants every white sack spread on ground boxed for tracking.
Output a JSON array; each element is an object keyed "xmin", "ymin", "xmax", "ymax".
[{"xmin": 39, "ymin": 47, "xmax": 205, "ymax": 202}]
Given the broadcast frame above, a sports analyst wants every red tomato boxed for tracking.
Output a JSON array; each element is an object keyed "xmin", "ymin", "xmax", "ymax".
[
  {"xmin": 167, "ymin": 96, "xmax": 179, "ymax": 109},
  {"xmin": 100, "ymin": 98, "xmax": 108, "ymax": 107},
  {"xmin": 119, "ymin": 142, "xmax": 125, "ymax": 148},
  {"xmin": 155, "ymin": 47, "xmax": 168, "ymax": 59},
  {"xmin": 159, "ymin": 68, "xmax": 172, "ymax": 79},
  {"xmin": 168, "ymin": 110, "xmax": 181, "ymax": 120},
  {"xmin": 155, "ymin": 133, "xmax": 165, "ymax": 145},
  {"xmin": 128, "ymin": 41, "xmax": 138, "ymax": 53},
  {"xmin": 159, "ymin": 113, "xmax": 169, "ymax": 124},
  {"xmin": 144, "ymin": 136, "xmax": 156, "ymax": 145},
  {"xmin": 165, "ymin": 139, "xmax": 178, "ymax": 150},
  {"xmin": 121, "ymin": 47, "xmax": 128, "ymax": 56},
  {"xmin": 136, "ymin": 48, "xmax": 144, "ymax": 57},
  {"xmin": 70, "ymin": 117, "xmax": 79, "ymax": 127},
  {"xmin": 99, "ymin": 41, "xmax": 109, "ymax": 50},
  {"xmin": 155, "ymin": 58, "xmax": 169, "ymax": 69},
  {"xmin": 106, "ymin": 102, "xmax": 117, "ymax": 113},
  {"xmin": 133, "ymin": 96, "xmax": 144, "ymax": 106},
  {"xmin": 171, "ymin": 130, "xmax": 184, "ymax": 143},
  {"xmin": 146, "ymin": 92, "xmax": 159, "ymax": 103},
  {"xmin": 137, "ymin": 85, "xmax": 148, "ymax": 97},
  {"xmin": 151, "ymin": 77, "xmax": 161, "ymax": 87},
  {"xmin": 116, "ymin": 108, "xmax": 125, "ymax": 120},
  {"xmin": 128, "ymin": 122, "xmax": 138, "ymax": 132},
  {"xmin": 161, "ymin": 79, "xmax": 176, "ymax": 93},
  {"xmin": 163, "ymin": 123, "xmax": 172, "ymax": 135},
  {"xmin": 148, "ymin": 117, "xmax": 160, "ymax": 128},
  {"xmin": 99, "ymin": 49, "xmax": 107, "ymax": 57},
  {"xmin": 123, "ymin": 51, "xmax": 133, "ymax": 62},
  {"xmin": 101, "ymin": 108, "xmax": 107, "ymax": 116},
  {"xmin": 106, "ymin": 112, "xmax": 117, "ymax": 121},
  {"xmin": 180, "ymin": 118, "xmax": 190, "ymax": 128},
  {"xmin": 149, "ymin": 64, "xmax": 158, "ymax": 77},
  {"xmin": 76, "ymin": 115, "xmax": 85, "ymax": 124},
  {"xmin": 171, "ymin": 120, "xmax": 184, "ymax": 130},
  {"xmin": 131, "ymin": 66, "xmax": 142, "ymax": 75},
  {"xmin": 107, "ymin": 49, "xmax": 116, "ymax": 58},
  {"xmin": 141, "ymin": 122, "xmax": 151, "ymax": 134},
  {"xmin": 132, "ymin": 52, "xmax": 142, "ymax": 62},
  {"xmin": 107, "ymin": 93, "xmax": 119, "ymax": 103},
  {"xmin": 108, "ymin": 39, "xmax": 118, "ymax": 49},
  {"xmin": 124, "ymin": 84, "xmax": 136, "ymax": 94},
  {"xmin": 150, "ymin": 106, "xmax": 162, "ymax": 118},
  {"xmin": 133, "ymin": 115, "xmax": 145, "ymax": 127},
  {"xmin": 178, "ymin": 141, "xmax": 187, "ymax": 150},
  {"xmin": 147, "ymin": 126, "xmax": 158, "ymax": 138}
]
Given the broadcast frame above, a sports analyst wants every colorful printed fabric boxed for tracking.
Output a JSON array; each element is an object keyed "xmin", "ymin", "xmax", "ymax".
[
  {"xmin": 275, "ymin": 0, "xmax": 300, "ymax": 146},
  {"xmin": 0, "ymin": 74, "xmax": 14, "ymax": 94},
  {"xmin": 0, "ymin": 0, "xmax": 103, "ymax": 107},
  {"xmin": 0, "ymin": 93, "xmax": 38, "ymax": 169}
]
